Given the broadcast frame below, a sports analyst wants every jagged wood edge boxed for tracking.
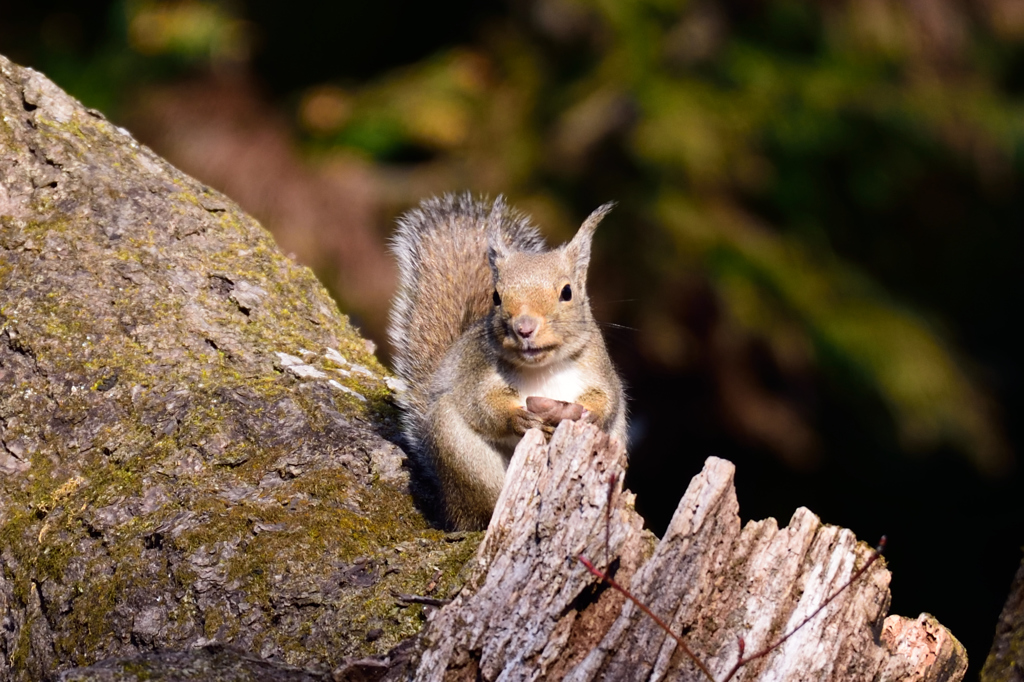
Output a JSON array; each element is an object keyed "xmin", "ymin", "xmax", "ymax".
[{"xmin": 414, "ymin": 420, "xmax": 968, "ymax": 682}]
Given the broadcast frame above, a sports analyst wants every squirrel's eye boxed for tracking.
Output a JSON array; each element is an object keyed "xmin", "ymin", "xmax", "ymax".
[
  {"xmin": 493, "ymin": 290, "xmax": 501, "ymax": 306},
  {"xmin": 559, "ymin": 284, "xmax": 572, "ymax": 302}
]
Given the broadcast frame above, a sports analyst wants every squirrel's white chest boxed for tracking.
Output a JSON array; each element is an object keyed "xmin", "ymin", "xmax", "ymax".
[{"xmin": 510, "ymin": 361, "xmax": 585, "ymax": 405}]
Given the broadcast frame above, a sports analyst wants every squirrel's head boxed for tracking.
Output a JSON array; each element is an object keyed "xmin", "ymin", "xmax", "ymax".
[{"xmin": 487, "ymin": 202, "xmax": 614, "ymax": 367}]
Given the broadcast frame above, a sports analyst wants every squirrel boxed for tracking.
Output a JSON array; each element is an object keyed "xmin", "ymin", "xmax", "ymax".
[{"xmin": 388, "ymin": 193, "xmax": 626, "ymax": 530}]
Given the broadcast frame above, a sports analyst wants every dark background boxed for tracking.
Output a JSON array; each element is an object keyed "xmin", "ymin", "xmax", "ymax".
[{"xmin": 2, "ymin": 1, "xmax": 1021, "ymax": 677}]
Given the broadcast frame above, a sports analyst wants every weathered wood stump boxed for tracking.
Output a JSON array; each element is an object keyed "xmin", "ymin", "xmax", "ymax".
[{"xmin": 416, "ymin": 421, "xmax": 968, "ymax": 681}]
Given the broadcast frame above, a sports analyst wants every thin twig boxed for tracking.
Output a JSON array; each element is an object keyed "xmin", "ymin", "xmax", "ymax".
[
  {"xmin": 579, "ymin": 556, "xmax": 717, "ymax": 682},
  {"xmin": 718, "ymin": 536, "xmax": 888, "ymax": 682},
  {"xmin": 584, "ymin": 527, "xmax": 887, "ymax": 682},
  {"xmin": 391, "ymin": 591, "xmax": 451, "ymax": 607}
]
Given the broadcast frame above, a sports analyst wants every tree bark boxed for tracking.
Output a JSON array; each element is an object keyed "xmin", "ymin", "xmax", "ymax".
[
  {"xmin": 416, "ymin": 421, "xmax": 968, "ymax": 681},
  {"xmin": 0, "ymin": 53, "xmax": 477, "ymax": 681},
  {"xmin": 980, "ymin": 554, "xmax": 1024, "ymax": 682}
]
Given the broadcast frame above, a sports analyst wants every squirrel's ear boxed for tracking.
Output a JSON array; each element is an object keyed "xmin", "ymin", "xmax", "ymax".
[
  {"xmin": 486, "ymin": 195, "xmax": 512, "ymax": 267},
  {"xmin": 565, "ymin": 202, "xmax": 615, "ymax": 277}
]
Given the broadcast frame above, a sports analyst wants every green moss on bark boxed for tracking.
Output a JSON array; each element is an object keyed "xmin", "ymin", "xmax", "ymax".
[{"xmin": 0, "ymin": 54, "xmax": 478, "ymax": 679}]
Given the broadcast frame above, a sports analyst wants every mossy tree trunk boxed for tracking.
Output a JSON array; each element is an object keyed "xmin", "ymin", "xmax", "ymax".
[{"xmin": 0, "ymin": 54, "xmax": 477, "ymax": 682}]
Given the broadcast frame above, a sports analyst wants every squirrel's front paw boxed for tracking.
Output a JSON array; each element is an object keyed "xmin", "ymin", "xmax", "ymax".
[{"xmin": 513, "ymin": 407, "xmax": 549, "ymax": 436}]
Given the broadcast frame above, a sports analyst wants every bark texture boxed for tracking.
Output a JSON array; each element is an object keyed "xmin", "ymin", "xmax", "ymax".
[
  {"xmin": 417, "ymin": 421, "xmax": 968, "ymax": 682},
  {"xmin": 0, "ymin": 53, "xmax": 477, "ymax": 681},
  {"xmin": 981, "ymin": 554, "xmax": 1024, "ymax": 682}
]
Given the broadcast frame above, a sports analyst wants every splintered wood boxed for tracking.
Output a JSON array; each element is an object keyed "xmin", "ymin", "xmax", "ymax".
[{"xmin": 415, "ymin": 421, "xmax": 967, "ymax": 681}]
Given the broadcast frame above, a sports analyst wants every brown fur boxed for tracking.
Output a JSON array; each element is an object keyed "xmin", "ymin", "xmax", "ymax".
[{"xmin": 389, "ymin": 194, "xmax": 626, "ymax": 530}]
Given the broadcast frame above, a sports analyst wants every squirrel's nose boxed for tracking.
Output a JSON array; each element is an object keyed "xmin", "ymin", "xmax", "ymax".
[{"xmin": 513, "ymin": 315, "xmax": 538, "ymax": 339}]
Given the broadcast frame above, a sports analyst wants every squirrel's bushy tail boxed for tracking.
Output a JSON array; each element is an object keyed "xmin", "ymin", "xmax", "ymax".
[{"xmin": 388, "ymin": 193, "xmax": 544, "ymax": 442}]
